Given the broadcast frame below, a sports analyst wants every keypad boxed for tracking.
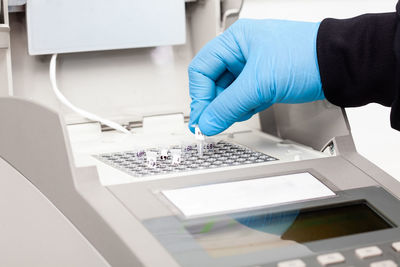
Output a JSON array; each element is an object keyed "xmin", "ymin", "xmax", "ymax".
[
  {"xmin": 355, "ymin": 246, "xmax": 383, "ymax": 259},
  {"xmin": 392, "ymin": 241, "xmax": 400, "ymax": 252},
  {"xmin": 370, "ymin": 260, "xmax": 398, "ymax": 267},
  {"xmin": 275, "ymin": 241, "xmax": 400, "ymax": 267},
  {"xmin": 277, "ymin": 259, "xmax": 306, "ymax": 267},
  {"xmin": 316, "ymin": 252, "xmax": 345, "ymax": 266},
  {"xmin": 94, "ymin": 140, "xmax": 278, "ymax": 177}
]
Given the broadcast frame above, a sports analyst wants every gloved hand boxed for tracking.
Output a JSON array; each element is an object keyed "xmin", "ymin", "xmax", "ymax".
[{"xmin": 188, "ymin": 19, "xmax": 325, "ymax": 136}]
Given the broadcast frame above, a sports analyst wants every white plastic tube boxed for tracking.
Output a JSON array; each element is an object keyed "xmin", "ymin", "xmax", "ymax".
[{"xmin": 49, "ymin": 54, "xmax": 131, "ymax": 134}]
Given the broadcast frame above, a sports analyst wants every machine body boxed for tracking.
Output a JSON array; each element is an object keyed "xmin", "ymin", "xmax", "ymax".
[{"xmin": 0, "ymin": 0, "xmax": 400, "ymax": 266}]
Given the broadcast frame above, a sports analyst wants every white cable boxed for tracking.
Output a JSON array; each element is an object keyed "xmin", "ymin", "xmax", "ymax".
[{"xmin": 49, "ymin": 54, "xmax": 131, "ymax": 134}]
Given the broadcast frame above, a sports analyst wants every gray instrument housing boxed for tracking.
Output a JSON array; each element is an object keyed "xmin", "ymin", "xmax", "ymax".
[
  {"xmin": 0, "ymin": 0, "xmax": 400, "ymax": 266},
  {"xmin": 145, "ymin": 187, "xmax": 400, "ymax": 266}
]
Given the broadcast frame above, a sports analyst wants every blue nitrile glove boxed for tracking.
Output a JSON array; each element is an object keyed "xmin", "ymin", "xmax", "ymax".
[{"xmin": 188, "ymin": 19, "xmax": 325, "ymax": 135}]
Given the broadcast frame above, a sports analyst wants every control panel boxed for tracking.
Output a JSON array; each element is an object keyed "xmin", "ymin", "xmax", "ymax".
[{"xmin": 276, "ymin": 241, "xmax": 400, "ymax": 267}]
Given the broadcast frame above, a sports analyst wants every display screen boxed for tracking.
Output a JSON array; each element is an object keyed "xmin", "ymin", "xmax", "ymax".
[
  {"xmin": 281, "ymin": 203, "xmax": 393, "ymax": 242},
  {"xmin": 184, "ymin": 202, "xmax": 394, "ymax": 258}
]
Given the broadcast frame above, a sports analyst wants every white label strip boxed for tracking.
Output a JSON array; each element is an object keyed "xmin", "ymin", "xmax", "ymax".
[{"xmin": 162, "ymin": 173, "xmax": 335, "ymax": 218}]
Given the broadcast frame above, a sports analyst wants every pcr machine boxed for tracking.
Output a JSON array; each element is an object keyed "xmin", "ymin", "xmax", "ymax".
[{"xmin": 1, "ymin": 0, "xmax": 400, "ymax": 266}]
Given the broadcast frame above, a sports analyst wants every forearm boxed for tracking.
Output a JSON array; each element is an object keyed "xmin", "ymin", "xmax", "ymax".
[{"xmin": 316, "ymin": 11, "xmax": 400, "ymax": 130}]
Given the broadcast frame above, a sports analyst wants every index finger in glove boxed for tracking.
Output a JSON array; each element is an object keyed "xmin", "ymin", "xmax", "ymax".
[{"xmin": 188, "ymin": 31, "xmax": 246, "ymax": 132}]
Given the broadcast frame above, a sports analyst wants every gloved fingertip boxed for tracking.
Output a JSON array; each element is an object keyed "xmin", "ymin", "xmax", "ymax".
[
  {"xmin": 188, "ymin": 124, "xmax": 195, "ymax": 134},
  {"xmin": 198, "ymin": 112, "xmax": 227, "ymax": 136}
]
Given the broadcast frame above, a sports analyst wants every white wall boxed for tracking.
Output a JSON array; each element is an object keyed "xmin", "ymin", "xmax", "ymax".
[{"xmin": 240, "ymin": 0, "xmax": 400, "ymax": 180}]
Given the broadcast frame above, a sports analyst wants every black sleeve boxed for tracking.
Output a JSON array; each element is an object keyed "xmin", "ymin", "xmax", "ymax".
[{"xmin": 316, "ymin": 6, "xmax": 400, "ymax": 130}]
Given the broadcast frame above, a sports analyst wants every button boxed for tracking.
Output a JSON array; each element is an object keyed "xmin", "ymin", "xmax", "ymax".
[
  {"xmin": 317, "ymin": 252, "xmax": 345, "ymax": 266},
  {"xmin": 355, "ymin": 246, "xmax": 383, "ymax": 259},
  {"xmin": 370, "ymin": 260, "xmax": 398, "ymax": 267},
  {"xmin": 392, "ymin": 241, "xmax": 400, "ymax": 252},
  {"xmin": 277, "ymin": 259, "xmax": 306, "ymax": 267}
]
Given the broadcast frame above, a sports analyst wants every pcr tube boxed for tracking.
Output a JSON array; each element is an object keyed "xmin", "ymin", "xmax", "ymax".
[
  {"xmin": 146, "ymin": 151, "xmax": 158, "ymax": 168},
  {"xmin": 194, "ymin": 125, "xmax": 205, "ymax": 156},
  {"xmin": 160, "ymin": 148, "xmax": 169, "ymax": 161},
  {"xmin": 171, "ymin": 148, "xmax": 182, "ymax": 165}
]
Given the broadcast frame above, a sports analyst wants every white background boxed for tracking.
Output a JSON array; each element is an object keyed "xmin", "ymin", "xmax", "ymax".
[{"xmin": 241, "ymin": 0, "xmax": 400, "ymax": 180}]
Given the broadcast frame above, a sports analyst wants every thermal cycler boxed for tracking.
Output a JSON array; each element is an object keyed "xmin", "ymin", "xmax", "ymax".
[{"xmin": 1, "ymin": 0, "xmax": 400, "ymax": 266}]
